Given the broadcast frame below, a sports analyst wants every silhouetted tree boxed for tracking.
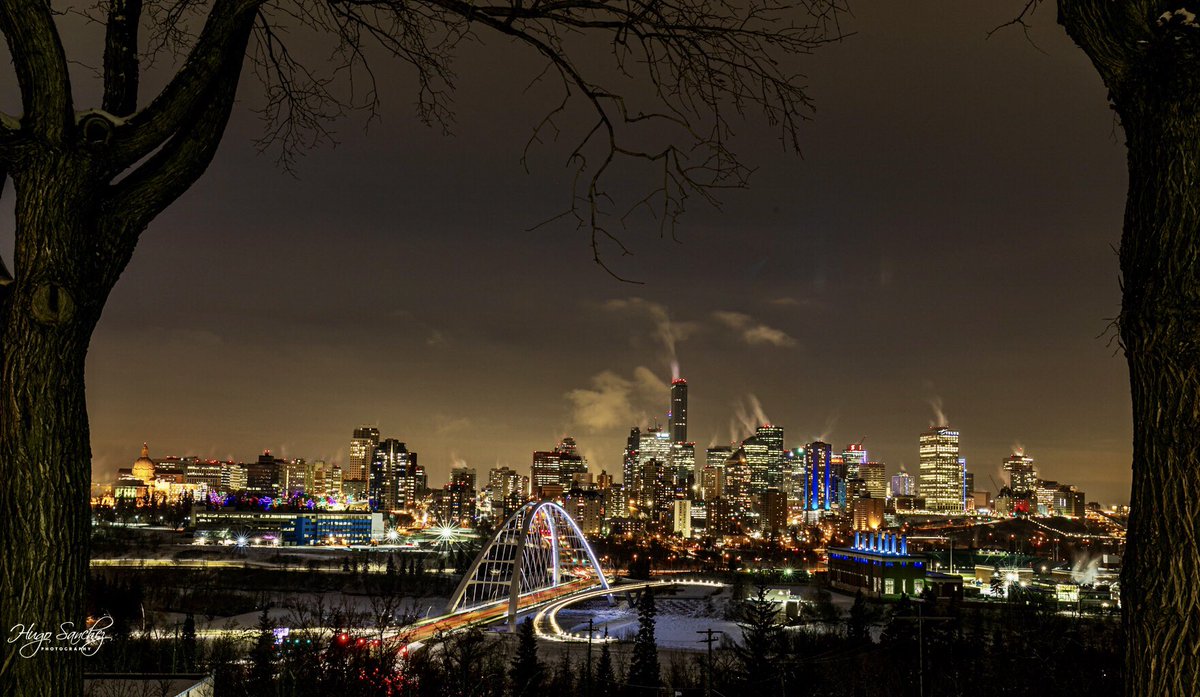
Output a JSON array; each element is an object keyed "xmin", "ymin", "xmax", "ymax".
[
  {"xmin": 247, "ymin": 606, "xmax": 276, "ymax": 691},
  {"xmin": 627, "ymin": 590, "xmax": 660, "ymax": 697},
  {"xmin": 733, "ymin": 584, "xmax": 784, "ymax": 687},
  {"xmin": 180, "ymin": 612, "xmax": 197, "ymax": 671},
  {"xmin": 596, "ymin": 641, "xmax": 617, "ymax": 696},
  {"xmin": 0, "ymin": 2, "xmax": 841, "ymax": 688},
  {"xmin": 847, "ymin": 590, "xmax": 872, "ymax": 645},
  {"xmin": 510, "ymin": 617, "xmax": 544, "ymax": 697}
]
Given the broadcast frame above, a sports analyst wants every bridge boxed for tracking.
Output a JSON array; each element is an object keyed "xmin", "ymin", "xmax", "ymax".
[{"xmin": 442, "ymin": 500, "xmax": 610, "ymax": 630}]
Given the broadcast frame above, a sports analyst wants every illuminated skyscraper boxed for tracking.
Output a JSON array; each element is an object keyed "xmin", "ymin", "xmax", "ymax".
[
  {"xmin": 348, "ymin": 426, "xmax": 380, "ymax": 482},
  {"xmin": 1003, "ymin": 452, "xmax": 1037, "ymax": 494},
  {"xmin": 371, "ymin": 439, "xmax": 412, "ymax": 510},
  {"xmin": 741, "ymin": 434, "xmax": 771, "ymax": 496},
  {"xmin": 890, "ymin": 471, "xmax": 915, "ymax": 497},
  {"xmin": 531, "ymin": 449, "xmax": 561, "ymax": 498},
  {"xmin": 919, "ymin": 427, "xmax": 965, "ymax": 514},
  {"xmin": 860, "ymin": 461, "xmax": 887, "ymax": 499},
  {"xmin": 842, "ymin": 443, "xmax": 867, "ymax": 480},
  {"xmin": 786, "ymin": 447, "xmax": 806, "ymax": 512},
  {"xmin": 669, "ymin": 378, "xmax": 688, "ymax": 443},
  {"xmin": 805, "ymin": 441, "xmax": 834, "ymax": 511},
  {"xmin": 755, "ymin": 425, "xmax": 786, "ymax": 490},
  {"xmin": 703, "ymin": 446, "xmax": 732, "ymax": 500}
]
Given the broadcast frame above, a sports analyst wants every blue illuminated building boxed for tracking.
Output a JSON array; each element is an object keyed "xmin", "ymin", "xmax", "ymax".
[
  {"xmin": 806, "ymin": 441, "xmax": 833, "ymax": 511},
  {"xmin": 828, "ymin": 532, "xmax": 929, "ymax": 597}
]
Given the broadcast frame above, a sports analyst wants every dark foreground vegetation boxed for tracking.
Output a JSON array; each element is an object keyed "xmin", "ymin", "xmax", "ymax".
[{"xmin": 84, "ymin": 581, "xmax": 1119, "ymax": 697}]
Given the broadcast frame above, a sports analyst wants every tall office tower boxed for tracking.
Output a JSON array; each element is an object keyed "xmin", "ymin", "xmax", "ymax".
[
  {"xmin": 741, "ymin": 434, "xmax": 771, "ymax": 496},
  {"xmin": 283, "ymin": 459, "xmax": 308, "ymax": 497},
  {"xmin": 842, "ymin": 443, "xmax": 868, "ymax": 481},
  {"xmin": 723, "ymin": 448, "xmax": 755, "ymax": 521},
  {"xmin": 669, "ymin": 378, "xmax": 689, "ymax": 443},
  {"xmin": 220, "ymin": 462, "xmax": 247, "ymax": 493},
  {"xmin": 596, "ymin": 469, "xmax": 614, "ymax": 490},
  {"xmin": 668, "ymin": 442, "xmax": 696, "ymax": 498},
  {"xmin": 785, "ymin": 447, "xmax": 807, "ymax": 510},
  {"xmin": 530, "ymin": 449, "xmax": 561, "ymax": 498},
  {"xmin": 860, "ymin": 461, "xmax": 888, "ymax": 499},
  {"xmin": 919, "ymin": 426, "xmax": 965, "ymax": 514},
  {"xmin": 399, "ymin": 462, "xmax": 427, "ymax": 507},
  {"xmin": 805, "ymin": 441, "xmax": 834, "ymax": 511},
  {"xmin": 755, "ymin": 425, "xmax": 786, "ymax": 490},
  {"xmin": 371, "ymin": 439, "xmax": 412, "ymax": 510},
  {"xmin": 622, "ymin": 427, "xmax": 641, "ymax": 508},
  {"xmin": 637, "ymin": 426, "xmax": 672, "ymax": 519},
  {"xmin": 890, "ymin": 471, "xmax": 915, "ymax": 498},
  {"xmin": 555, "ymin": 436, "xmax": 588, "ymax": 486},
  {"xmin": 245, "ymin": 451, "xmax": 284, "ymax": 496},
  {"xmin": 348, "ymin": 426, "xmax": 380, "ymax": 482},
  {"xmin": 1003, "ymin": 452, "xmax": 1038, "ymax": 494}
]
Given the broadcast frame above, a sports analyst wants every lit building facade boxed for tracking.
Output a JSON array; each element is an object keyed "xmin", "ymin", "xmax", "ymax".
[
  {"xmin": 919, "ymin": 427, "xmax": 965, "ymax": 514},
  {"xmin": 348, "ymin": 426, "xmax": 380, "ymax": 483}
]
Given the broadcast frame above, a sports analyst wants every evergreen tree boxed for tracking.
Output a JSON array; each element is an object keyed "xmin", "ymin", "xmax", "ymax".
[
  {"xmin": 248, "ymin": 606, "xmax": 276, "ymax": 692},
  {"xmin": 510, "ymin": 617, "xmax": 544, "ymax": 697},
  {"xmin": 734, "ymin": 585, "xmax": 782, "ymax": 686},
  {"xmin": 386, "ymin": 555, "xmax": 396, "ymax": 576},
  {"xmin": 847, "ymin": 590, "xmax": 871, "ymax": 645},
  {"xmin": 627, "ymin": 590, "xmax": 660, "ymax": 696},
  {"xmin": 180, "ymin": 612, "xmax": 197, "ymax": 671},
  {"xmin": 596, "ymin": 641, "xmax": 616, "ymax": 696}
]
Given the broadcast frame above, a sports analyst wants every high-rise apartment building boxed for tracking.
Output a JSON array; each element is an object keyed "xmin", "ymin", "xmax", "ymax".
[
  {"xmin": 890, "ymin": 471, "xmax": 915, "ymax": 498},
  {"xmin": 348, "ymin": 426, "xmax": 380, "ymax": 482},
  {"xmin": 371, "ymin": 439, "xmax": 413, "ymax": 511},
  {"xmin": 486, "ymin": 467, "xmax": 525, "ymax": 519},
  {"xmin": 919, "ymin": 427, "xmax": 965, "ymax": 514}
]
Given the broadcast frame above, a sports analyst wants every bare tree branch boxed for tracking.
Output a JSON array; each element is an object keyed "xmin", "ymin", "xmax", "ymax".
[
  {"xmin": 106, "ymin": 10, "xmax": 257, "ymax": 228},
  {"xmin": 110, "ymin": 0, "xmax": 263, "ymax": 168},
  {"xmin": 103, "ymin": 0, "xmax": 145, "ymax": 117},
  {"xmin": 0, "ymin": 0, "xmax": 75, "ymax": 142}
]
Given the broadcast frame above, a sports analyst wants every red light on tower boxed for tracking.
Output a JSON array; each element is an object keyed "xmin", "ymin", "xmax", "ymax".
[{"xmin": 671, "ymin": 377, "xmax": 687, "ymax": 385}]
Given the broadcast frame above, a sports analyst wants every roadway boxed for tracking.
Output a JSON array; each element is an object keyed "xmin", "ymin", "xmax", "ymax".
[{"xmin": 531, "ymin": 578, "xmax": 727, "ymax": 642}]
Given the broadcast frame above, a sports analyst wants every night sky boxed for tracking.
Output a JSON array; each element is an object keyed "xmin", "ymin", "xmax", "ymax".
[{"xmin": 2, "ymin": 2, "xmax": 1133, "ymax": 502}]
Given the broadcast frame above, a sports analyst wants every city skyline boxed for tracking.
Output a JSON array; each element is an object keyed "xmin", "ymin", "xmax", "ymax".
[
  {"xmin": 42, "ymin": 1, "xmax": 1128, "ymax": 502},
  {"xmin": 108, "ymin": 385, "xmax": 1116, "ymax": 504}
]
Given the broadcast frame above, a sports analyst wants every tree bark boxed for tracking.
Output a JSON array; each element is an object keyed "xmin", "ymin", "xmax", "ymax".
[
  {"xmin": 1118, "ymin": 98, "xmax": 1200, "ymax": 696},
  {"xmin": 0, "ymin": 153, "xmax": 117, "ymax": 696}
]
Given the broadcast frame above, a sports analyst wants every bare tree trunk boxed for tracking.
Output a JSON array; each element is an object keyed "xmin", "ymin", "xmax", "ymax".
[
  {"xmin": 1119, "ymin": 104, "xmax": 1200, "ymax": 696},
  {"xmin": 0, "ymin": 156, "xmax": 111, "ymax": 696}
]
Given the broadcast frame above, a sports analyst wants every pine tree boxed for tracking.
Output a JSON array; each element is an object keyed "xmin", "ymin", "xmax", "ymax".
[
  {"xmin": 734, "ymin": 585, "xmax": 782, "ymax": 686},
  {"xmin": 248, "ymin": 606, "xmax": 275, "ymax": 691},
  {"xmin": 627, "ymin": 590, "xmax": 660, "ymax": 697},
  {"xmin": 847, "ymin": 590, "xmax": 871, "ymax": 645},
  {"xmin": 510, "ymin": 617, "xmax": 543, "ymax": 697},
  {"xmin": 386, "ymin": 555, "xmax": 396, "ymax": 576},
  {"xmin": 596, "ymin": 641, "xmax": 616, "ymax": 695},
  {"xmin": 181, "ymin": 612, "xmax": 197, "ymax": 671}
]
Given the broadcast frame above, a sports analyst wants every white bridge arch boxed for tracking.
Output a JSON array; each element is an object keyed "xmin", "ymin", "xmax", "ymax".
[{"xmin": 445, "ymin": 501, "xmax": 610, "ymax": 624}]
